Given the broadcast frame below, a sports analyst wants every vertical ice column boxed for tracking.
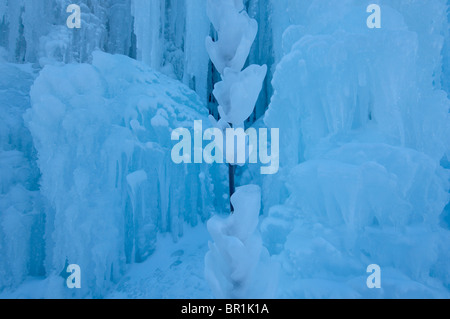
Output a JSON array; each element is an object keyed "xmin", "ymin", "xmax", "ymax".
[
  {"xmin": 132, "ymin": 0, "xmax": 163, "ymax": 69},
  {"xmin": 184, "ymin": 0, "xmax": 211, "ymax": 103},
  {"xmin": 205, "ymin": 185, "xmax": 277, "ymax": 298},
  {"xmin": 206, "ymin": 0, "xmax": 267, "ymax": 156},
  {"xmin": 204, "ymin": 0, "xmax": 276, "ymax": 299}
]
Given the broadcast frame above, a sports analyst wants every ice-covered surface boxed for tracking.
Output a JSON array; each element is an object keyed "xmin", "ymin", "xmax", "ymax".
[
  {"xmin": 206, "ymin": 0, "xmax": 257, "ymax": 75},
  {"xmin": 0, "ymin": 0, "xmax": 134, "ymax": 64},
  {"xmin": 0, "ymin": 0, "xmax": 272, "ymax": 115},
  {"xmin": 205, "ymin": 185, "xmax": 277, "ymax": 298},
  {"xmin": 107, "ymin": 224, "xmax": 213, "ymax": 299},
  {"xmin": 204, "ymin": 2, "xmax": 275, "ymax": 300},
  {"xmin": 214, "ymin": 65, "xmax": 267, "ymax": 126},
  {"xmin": 0, "ymin": 61, "xmax": 45, "ymax": 290},
  {"xmin": 19, "ymin": 51, "xmax": 219, "ymax": 297},
  {"xmin": 0, "ymin": 224, "xmax": 213, "ymax": 299},
  {"xmin": 0, "ymin": 0, "xmax": 449, "ymax": 299},
  {"xmin": 261, "ymin": 144, "xmax": 450, "ymax": 298},
  {"xmin": 1, "ymin": 0, "xmax": 448, "ymax": 120},
  {"xmin": 262, "ymin": 0, "xmax": 450, "ymax": 298}
]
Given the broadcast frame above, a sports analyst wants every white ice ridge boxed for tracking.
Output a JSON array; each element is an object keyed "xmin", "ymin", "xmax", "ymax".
[
  {"xmin": 205, "ymin": 0, "xmax": 257, "ymax": 75},
  {"xmin": 215, "ymin": 64, "xmax": 267, "ymax": 126},
  {"xmin": 205, "ymin": 185, "xmax": 277, "ymax": 298}
]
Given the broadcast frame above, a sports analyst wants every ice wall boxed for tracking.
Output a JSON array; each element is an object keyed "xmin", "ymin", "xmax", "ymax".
[
  {"xmin": 23, "ymin": 51, "xmax": 219, "ymax": 297},
  {"xmin": 0, "ymin": 0, "xmax": 275, "ymax": 119},
  {"xmin": 0, "ymin": 61, "xmax": 45, "ymax": 290},
  {"xmin": 1, "ymin": 0, "xmax": 448, "ymax": 124},
  {"xmin": 442, "ymin": 1, "xmax": 450, "ymax": 97},
  {"xmin": 0, "ymin": 0, "xmax": 134, "ymax": 64},
  {"xmin": 263, "ymin": 0, "xmax": 450, "ymax": 297},
  {"xmin": 0, "ymin": 0, "xmax": 449, "ymax": 298}
]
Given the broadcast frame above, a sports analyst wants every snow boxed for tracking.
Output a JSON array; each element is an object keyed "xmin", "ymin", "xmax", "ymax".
[
  {"xmin": 0, "ymin": 224, "xmax": 213, "ymax": 299},
  {"xmin": 107, "ymin": 224, "xmax": 213, "ymax": 299}
]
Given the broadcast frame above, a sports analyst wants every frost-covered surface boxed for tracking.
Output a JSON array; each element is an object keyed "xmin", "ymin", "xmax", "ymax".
[{"xmin": 263, "ymin": 0, "xmax": 450, "ymax": 298}]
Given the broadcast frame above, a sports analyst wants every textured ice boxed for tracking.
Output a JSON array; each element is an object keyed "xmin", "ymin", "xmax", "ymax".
[
  {"xmin": 0, "ymin": 0, "xmax": 275, "ymax": 117},
  {"xmin": 205, "ymin": 185, "xmax": 277, "ymax": 299},
  {"xmin": 22, "ymin": 51, "xmax": 220, "ymax": 297},
  {"xmin": 262, "ymin": 0, "xmax": 450, "ymax": 298},
  {"xmin": 214, "ymin": 65, "xmax": 267, "ymax": 126},
  {"xmin": 0, "ymin": 0, "xmax": 449, "ymax": 299},
  {"xmin": 205, "ymin": 0, "xmax": 258, "ymax": 74},
  {"xmin": 0, "ymin": 62, "xmax": 44, "ymax": 290}
]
